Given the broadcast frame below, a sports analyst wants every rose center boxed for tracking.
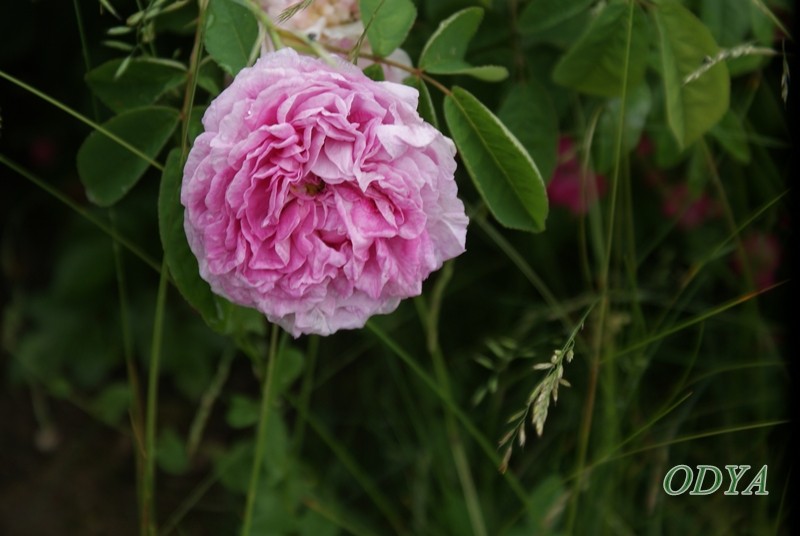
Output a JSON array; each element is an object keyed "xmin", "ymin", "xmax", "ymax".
[{"xmin": 290, "ymin": 174, "xmax": 325, "ymax": 199}]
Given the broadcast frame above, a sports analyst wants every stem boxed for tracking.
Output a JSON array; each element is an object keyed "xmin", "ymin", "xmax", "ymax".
[
  {"xmin": 0, "ymin": 69, "xmax": 164, "ymax": 171},
  {"xmin": 366, "ymin": 322, "xmax": 530, "ymax": 507},
  {"xmin": 292, "ymin": 334, "xmax": 319, "ymax": 452},
  {"xmin": 141, "ymin": 260, "xmax": 170, "ymax": 536},
  {"xmin": 472, "ymin": 212, "xmax": 574, "ymax": 333},
  {"xmin": 416, "ymin": 263, "xmax": 487, "ymax": 536},
  {"xmin": 240, "ymin": 323, "xmax": 281, "ymax": 536},
  {"xmin": 566, "ymin": 1, "xmax": 635, "ymax": 530},
  {"xmin": 186, "ymin": 348, "xmax": 235, "ymax": 459},
  {"xmin": 72, "ymin": 0, "xmax": 100, "ymax": 120},
  {"xmin": 110, "ymin": 209, "xmax": 146, "ymax": 514},
  {"xmin": 0, "ymin": 154, "xmax": 162, "ymax": 273},
  {"xmin": 284, "ymin": 393, "xmax": 407, "ymax": 535},
  {"xmin": 162, "ymin": 445, "xmax": 244, "ymax": 535},
  {"xmin": 180, "ymin": 0, "xmax": 208, "ymax": 159},
  {"xmin": 244, "ymin": 0, "xmax": 285, "ymax": 50},
  {"xmin": 318, "ymin": 41, "xmax": 452, "ymax": 95}
]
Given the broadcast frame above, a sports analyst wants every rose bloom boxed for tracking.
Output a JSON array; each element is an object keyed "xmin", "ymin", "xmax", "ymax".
[
  {"xmin": 182, "ymin": 49, "xmax": 468, "ymax": 337},
  {"xmin": 260, "ymin": 0, "xmax": 412, "ymax": 83}
]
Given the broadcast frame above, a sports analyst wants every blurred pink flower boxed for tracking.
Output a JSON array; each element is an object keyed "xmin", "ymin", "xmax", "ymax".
[
  {"xmin": 635, "ymin": 135, "xmax": 654, "ymax": 158},
  {"xmin": 261, "ymin": 0, "xmax": 360, "ymax": 32},
  {"xmin": 29, "ymin": 136, "xmax": 58, "ymax": 168},
  {"xmin": 661, "ymin": 184, "xmax": 719, "ymax": 230},
  {"xmin": 182, "ymin": 49, "xmax": 468, "ymax": 337},
  {"xmin": 547, "ymin": 137, "xmax": 607, "ymax": 215},
  {"xmin": 731, "ymin": 232, "xmax": 782, "ymax": 290},
  {"xmin": 261, "ymin": 0, "xmax": 412, "ymax": 83}
]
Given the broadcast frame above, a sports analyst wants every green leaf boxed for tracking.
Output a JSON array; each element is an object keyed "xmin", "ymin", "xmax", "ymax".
[
  {"xmin": 204, "ymin": 0, "xmax": 258, "ymax": 76},
  {"xmin": 444, "ymin": 86, "xmax": 548, "ymax": 232},
  {"xmin": 90, "ymin": 382, "xmax": 131, "ymax": 425},
  {"xmin": 419, "ymin": 6, "xmax": 480, "ymax": 70},
  {"xmin": 653, "ymin": 0, "xmax": 730, "ymax": 148},
  {"xmin": 261, "ymin": 415, "xmax": 289, "ymax": 483},
  {"xmin": 276, "ymin": 346, "xmax": 304, "ymax": 393},
  {"xmin": 497, "ymin": 82, "xmax": 559, "ymax": 181},
  {"xmin": 524, "ymin": 475, "xmax": 566, "ymax": 528},
  {"xmin": 686, "ymin": 143, "xmax": 710, "ymax": 196},
  {"xmin": 197, "ymin": 60, "xmax": 225, "ymax": 96},
  {"xmin": 699, "ymin": 0, "xmax": 751, "ymax": 47},
  {"xmin": 359, "ymin": 0, "xmax": 416, "ymax": 57},
  {"xmin": 226, "ymin": 394, "xmax": 261, "ymax": 429},
  {"xmin": 215, "ymin": 441, "xmax": 253, "ymax": 493},
  {"xmin": 217, "ymin": 425, "xmax": 289, "ymax": 490},
  {"xmin": 77, "ymin": 106, "xmax": 179, "ymax": 206},
  {"xmin": 158, "ymin": 148, "xmax": 217, "ymax": 323},
  {"xmin": 296, "ymin": 509, "xmax": 341, "ymax": 536},
  {"xmin": 750, "ymin": 1, "xmax": 776, "ymax": 45},
  {"xmin": 403, "ymin": 76, "xmax": 438, "ymax": 129},
  {"xmin": 650, "ymin": 123, "xmax": 685, "ymax": 169},
  {"xmin": 157, "ymin": 428, "xmax": 190, "ymax": 475},
  {"xmin": 85, "ymin": 58, "xmax": 186, "ymax": 113},
  {"xmin": 157, "ymin": 149, "xmax": 264, "ymax": 340},
  {"xmin": 362, "ymin": 63, "xmax": 385, "ymax": 81},
  {"xmin": 519, "ymin": 0, "xmax": 594, "ymax": 35},
  {"xmin": 250, "ymin": 491, "xmax": 298, "ymax": 534},
  {"xmin": 438, "ymin": 64, "xmax": 509, "ymax": 81},
  {"xmin": 99, "ymin": 0, "xmax": 121, "ymax": 19},
  {"xmin": 524, "ymin": 10, "xmax": 592, "ymax": 49},
  {"xmin": 593, "ymin": 82, "xmax": 653, "ymax": 174},
  {"xmin": 419, "ymin": 7, "xmax": 508, "ymax": 81},
  {"xmin": 552, "ymin": 3, "xmax": 649, "ymax": 97},
  {"xmin": 709, "ymin": 109, "xmax": 751, "ymax": 163},
  {"xmin": 186, "ymin": 105, "xmax": 208, "ymax": 146}
]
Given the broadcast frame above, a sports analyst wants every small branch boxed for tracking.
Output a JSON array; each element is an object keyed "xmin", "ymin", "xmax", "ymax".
[{"xmin": 240, "ymin": 323, "xmax": 281, "ymax": 536}]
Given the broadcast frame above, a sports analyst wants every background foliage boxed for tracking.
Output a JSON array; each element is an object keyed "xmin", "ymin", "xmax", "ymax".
[{"xmin": 1, "ymin": 0, "xmax": 794, "ymax": 535}]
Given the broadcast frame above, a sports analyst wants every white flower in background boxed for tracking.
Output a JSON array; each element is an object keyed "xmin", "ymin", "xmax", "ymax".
[
  {"xmin": 261, "ymin": 0, "xmax": 413, "ymax": 83},
  {"xmin": 262, "ymin": 0, "xmax": 360, "ymax": 44}
]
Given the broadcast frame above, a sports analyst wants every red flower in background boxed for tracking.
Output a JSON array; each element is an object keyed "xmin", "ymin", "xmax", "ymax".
[
  {"xmin": 661, "ymin": 183, "xmax": 720, "ymax": 230},
  {"xmin": 547, "ymin": 137, "xmax": 607, "ymax": 215},
  {"xmin": 731, "ymin": 232, "xmax": 782, "ymax": 290},
  {"xmin": 29, "ymin": 135, "xmax": 58, "ymax": 168}
]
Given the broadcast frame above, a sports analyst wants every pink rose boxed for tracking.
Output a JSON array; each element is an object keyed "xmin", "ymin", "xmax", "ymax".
[{"xmin": 182, "ymin": 49, "xmax": 468, "ymax": 337}]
